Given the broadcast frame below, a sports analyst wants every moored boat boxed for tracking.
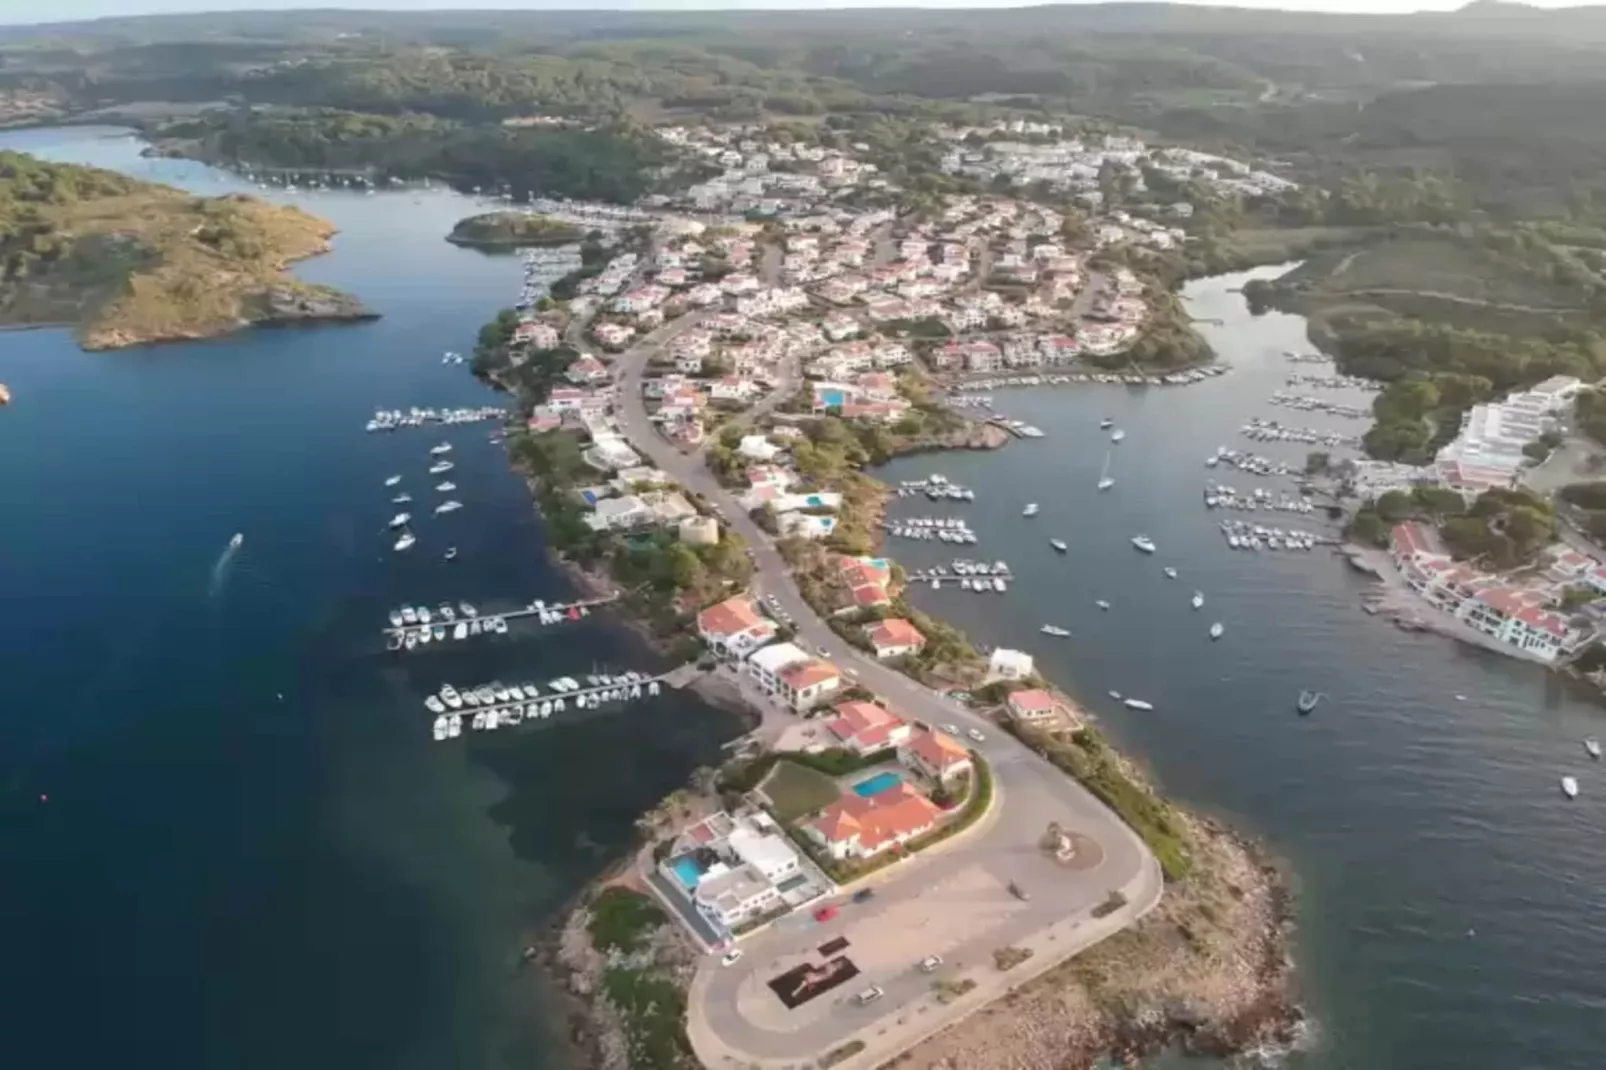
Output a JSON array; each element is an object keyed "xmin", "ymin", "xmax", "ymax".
[
  {"xmin": 1297, "ymin": 689, "xmax": 1321, "ymax": 714},
  {"xmin": 394, "ymin": 532, "xmax": 417, "ymax": 551},
  {"xmin": 1124, "ymin": 698, "xmax": 1154, "ymax": 711},
  {"xmin": 1023, "ymin": 503, "xmax": 1039, "ymax": 517},
  {"xmin": 1562, "ymin": 775, "xmax": 1580, "ymax": 799},
  {"xmin": 1040, "ymin": 624, "xmax": 1071, "ymax": 637},
  {"xmin": 1131, "ymin": 535, "xmax": 1157, "ymax": 554},
  {"xmin": 1209, "ymin": 622, "xmax": 1224, "ymax": 640},
  {"xmin": 1050, "ymin": 538, "xmax": 1068, "ymax": 553},
  {"xmin": 1587, "ymin": 738, "xmax": 1602, "ymax": 760},
  {"xmin": 1094, "ymin": 599, "xmax": 1110, "ymax": 610},
  {"xmin": 1191, "ymin": 591, "xmax": 1204, "ymax": 610}
]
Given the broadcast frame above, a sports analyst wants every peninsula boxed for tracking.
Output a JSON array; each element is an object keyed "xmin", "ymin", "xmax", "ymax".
[
  {"xmin": 447, "ymin": 212, "xmax": 587, "ymax": 248},
  {"xmin": 0, "ymin": 151, "xmax": 372, "ymax": 350}
]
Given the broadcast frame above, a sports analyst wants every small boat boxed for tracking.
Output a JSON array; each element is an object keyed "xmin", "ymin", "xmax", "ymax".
[
  {"xmin": 430, "ymin": 443, "xmax": 453, "ymax": 455},
  {"xmin": 389, "ymin": 513, "xmax": 411, "ymax": 528},
  {"xmin": 436, "ymin": 482, "xmax": 457, "ymax": 493},
  {"xmin": 447, "ymin": 714, "xmax": 462, "ymax": 738},
  {"xmin": 435, "ymin": 500, "xmax": 463, "ymax": 514},
  {"xmin": 1209, "ymin": 622, "xmax": 1224, "ymax": 640},
  {"xmin": 1023, "ymin": 503, "xmax": 1039, "ymax": 517},
  {"xmin": 444, "ymin": 547, "xmax": 458, "ymax": 561},
  {"xmin": 389, "ymin": 610, "xmax": 405, "ymax": 628},
  {"xmin": 1131, "ymin": 535, "xmax": 1156, "ymax": 554},
  {"xmin": 1040, "ymin": 624, "xmax": 1071, "ymax": 637},
  {"xmin": 1098, "ymin": 417, "xmax": 1114, "ymax": 429},
  {"xmin": 1094, "ymin": 599, "xmax": 1110, "ymax": 610},
  {"xmin": 1110, "ymin": 429, "xmax": 1125, "ymax": 443},
  {"xmin": 440, "ymin": 684, "xmax": 462, "ymax": 709},
  {"xmin": 1096, "ymin": 450, "xmax": 1115, "ymax": 491},
  {"xmin": 228, "ymin": 533, "xmax": 244, "ymax": 550},
  {"xmin": 493, "ymin": 617, "xmax": 509, "ymax": 635},
  {"xmin": 392, "ymin": 493, "xmax": 412, "ymax": 504},
  {"xmin": 1124, "ymin": 698, "xmax": 1154, "ymax": 711},
  {"xmin": 404, "ymin": 632, "xmax": 417, "ymax": 650},
  {"xmin": 386, "ymin": 633, "xmax": 403, "ymax": 651},
  {"xmin": 401, "ymin": 606, "xmax": 418, "ymax": 625},
  {"xmin": 424, "ymin": 695, "xmax": 446, "ymax": 714},
  {"xmin": 1296, "ymin": 689, "xmax": 1321, "ymax": 714},
  {"xmin": 453, "ymin": 621, "xmax": 468, "ymax": 640},
  {"xmin": 429, "ymin": 460, "xmax": 455, "ymax": 475},
  {"xmin": 394, "ymin": 532, "xmax": 416, "ymax": 551},
  {"xmin": 1163, "ymin": 567, "xmax": 1178, "ymax": 579},
  {"xmin": 1586, "ymin": 738, "xmax": 1602, "ymax": 760},
  {"xmin": 1562, "ymin": 775, "xmax": 1579, "ymax": 799},
  {"xmin": 1050, "ymin": 538, "xmax": 1068, "ymax": 553},
  {"xmin": 417, "ymin": 607, "xmax": 432, "ymax": 624},
  {"xmin": 1108, "ymin": 690, "xmax": 1122, "ymax": 700},
  {"xmin": 432, "ymin": 715, "xmax": 449, "ymax": 742},
  {"xmin": 459, "ymin": 602, "xmax": 478, "ymax": 617},
  {"xmin": 384, "ymin": 475, "xmax": 402, "ymax": 487},
  {"xmin": 1191, "ymin": 591, "xmax": 1204, "ymax": 610}
]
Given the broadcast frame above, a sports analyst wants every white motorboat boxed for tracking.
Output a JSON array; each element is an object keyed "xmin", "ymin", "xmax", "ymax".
[
  {"xmin": 1099, "ymin": 417, "xmax": 1114, "ymax": 429},
  {"xmin": 1192, "ymin": 591, "xmax": 1204, "ymax": 610},
  {"xmin": 453, "ymin": 621, "xmax": 468, "ymax": 640},
  {"xmin": 1562, "ymin": 775, "xmax": 1580, "ymax": 799},
  {"xmin": 394, "ymin": 532, "xmax": 417, "ymax": 551},
  {"xmin": 424, "ymin": 694, "xmax": 446, "ymax": 714},
  {"xmin": 1096, "ymin": 450, "xmax": 1115, "ymax": 491},
  {"xmin": 417, "ymin": 607, "xmax": 432, "ymax": 624},
  {"xmin": 385, "ymin": 475, "xmax": 402, "ymax": 487},
  {"xmin": 1108, "ymin": 690, "xmax": 1122, "ymax": 700},
  {"xmin": 430, "ymin": 443, "xmax": 453, "ymax": 455},
  {"xmin": 432, "ymin": 715, "xmax": 449, "ymax": 742},
  {"xmin": 1124, "ymin": 698, "xmax": 1154, "ymax": 711},
  {"xmin": 389, "ymin": 610, "xmax": 404, "ymax": 628},
  {"xmin": 435, "ymin": 500, "xmax": 463, "ymax": 514},
  {"xmin": 429, "ymin": 460, "xmax": 455, "ymax": 475},
  {"xmin": 1040, "ymin": 624, "xmax": 1071, "ymax": 637},
  {"xmin": 447, "ymin": 714, "xmax": 462, "ymax": 738},
  {"xmin": 392, "ymin": 493, "xmax": 412, "ymax": 504},
  {"xmin": 1209, "ymin": 622, "xmax": 1225, "ymax": 640},
  {"xmin": 1095, "ymin": 599, "xmax": 1110, "ymax": 610},
  {"xmin": 1163, "ymin": 567, "xmax": 1178, "ymax": 579},
  {"xmin": 436, "ymin": 481, "xmax": 457, "ymax": 493},
  {"xmin": 1587, "ymin": 738, "xmax": 1602, "ymax": 760},
  {"xmin": 1023, "ymin": 503, "xmax": 1039, "ymax": 517},
  {"xmin": 389, "ymin": 513, "xmax": 411, "ymax": 528},
  {"xmin": 444, "ymin": 547, "xmax": 458, "ymax": 561},
  {"xmin": 1110, "ymin": 429, "xmax": 1125, "ymax": 443},
  {"xmin": 459, "ymin": 602, "xmax": 478, "ymax": 617},
  {"xmin": 1131, "ymin": 535, "xmax": 1157, "ymax": 553},
  {"xmin": 440, "ymin": 684, "xmax": 462, "ymax": 709},
  {"xmin": 401, "ymin": 606, "xmax": 418, "ymax": 624},
  {"xmin": 493, "ymin": 617, "xmax": 509, "ymax": 634},
  {"xmin": 404, "ymin": 632, "xmax": 417, "ymax": 649},
  {"xmin": 1050, "ymin": 538, "xmax": 1068, "ymax": 553}
]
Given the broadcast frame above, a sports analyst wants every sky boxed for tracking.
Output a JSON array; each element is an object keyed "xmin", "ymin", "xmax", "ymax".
[{"xmin": 0, "ymin": 0, "xmax": 1597, "ymax": 26}]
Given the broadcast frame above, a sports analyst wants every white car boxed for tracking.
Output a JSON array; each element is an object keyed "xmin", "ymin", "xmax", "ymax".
[
  {"xmin": 967, "ymin": 728, "xmax": 986, "ymax": 743},
  {"xmin": 918, "ymin": 955, "xmax": 943, "ymax": 973},
  {"xmin": 941, "ymin": 723, "xmax": 959, "ymax": 735},
  {"xmin": 721, "ymin": 949, "xmax": 744, "ymax": 966}
]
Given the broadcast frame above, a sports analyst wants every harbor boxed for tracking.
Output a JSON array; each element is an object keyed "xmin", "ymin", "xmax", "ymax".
[
  {"xmin": 884, "ymin": 517, "xmax": 978, "ymax": 543},
  {"xmin": 946, "ymin": 365, "xmax": 1231, "ymax": 392},
  {"xmin": 384, "ymin": 593, "xmax": 622, "ymax": 648},
  {"xmin": 894, "ymin": 474, "xmax": 978, "ymax": 500},
  {"xmin": 365, "ymin": 405, "xmax": 505, "ymax": 432}
]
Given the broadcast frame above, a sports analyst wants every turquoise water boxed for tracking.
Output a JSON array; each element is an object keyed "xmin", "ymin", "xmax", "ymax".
[
  {"xmin": 671, "ymin": 856, "xmax": 705, "ymax": 889},
  {"xmin": 852, "ymin": 771, "xmax": 903, "ymax": 797},
  {"xmin": 0, "ymin": 126, "xmax": 742, "ymax": 1070}
]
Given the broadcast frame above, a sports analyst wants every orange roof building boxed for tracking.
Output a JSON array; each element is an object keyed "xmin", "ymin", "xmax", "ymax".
[
  {"xmin": 808, "ymin": 782, "xmax": 943, "ymax": 860},
  {"xmin": 696, "ymin": 595, "xmax": 779, "ymax": 658},
  {"xmin": 899, "ymin": 729, "xmax": 974, "ymax": 783}
]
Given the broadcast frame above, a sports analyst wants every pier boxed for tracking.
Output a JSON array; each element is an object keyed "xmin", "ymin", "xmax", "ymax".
[
  {"xmin": 427, "ymin": 663, "xmax": 704, "ymax": 740},
  {"xmin": 385, "ymin": 593, "xmax": 621, "ymax": 646}
]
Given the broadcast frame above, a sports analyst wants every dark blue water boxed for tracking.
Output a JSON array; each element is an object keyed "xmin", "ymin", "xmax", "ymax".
[
  {"xmin": 0, "ymin": 127, "xmax": 741, "ymax": 1070},
  {"xmin": 880, "ymin": 270, "xmax": 1606, "ymax": 1068}
]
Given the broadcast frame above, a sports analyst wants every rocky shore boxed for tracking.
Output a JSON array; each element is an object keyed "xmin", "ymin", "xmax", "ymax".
[{"xmin": 81, "ymin": 281, "xmax": 376, "ymax": 350}]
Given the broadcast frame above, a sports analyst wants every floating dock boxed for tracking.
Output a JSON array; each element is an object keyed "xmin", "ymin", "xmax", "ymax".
[{"xmin": 385, "ymin": 593, "xmax": 621, "ymax": 647}]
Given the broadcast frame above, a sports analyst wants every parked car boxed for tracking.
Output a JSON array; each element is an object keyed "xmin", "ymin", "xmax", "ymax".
[
  {"xmin": 967, "ymin": 728, "xmax": 986, "ymax": 743},
  {"xmin": 941, "ymin": 723, "xmax": 959, "ymax": 735},
  {"xmin": 852, "ymin": 887, "xmax": 875, "ymax": 903},
  {"xmin": 854, "ymin": 985, "xmax": 885, "ymax": 1006},
  {"xmin": 721, "ymin": 949, "xmax": 744, "ymax": 966},
  {"xmin": 918, "ymin": 955, "xmax": 943, "ymax": 973},
  {"xmin": 813, "ymin": 905, "xmax": 839, "ymax": 922}
]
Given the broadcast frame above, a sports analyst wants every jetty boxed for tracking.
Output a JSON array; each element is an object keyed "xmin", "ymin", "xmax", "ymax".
[
  {"xmin": 385, "ymin": 593, "xmax": 621, "ymax": 647},
  {"xmin": 426, "ymin": 665, "xmax": 702, "ymax": 740}
]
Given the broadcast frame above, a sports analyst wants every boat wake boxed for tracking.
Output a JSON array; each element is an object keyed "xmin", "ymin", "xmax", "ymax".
[{"xmin": 208, "ymin": 533, "xmax": 244, "ymax": 598}]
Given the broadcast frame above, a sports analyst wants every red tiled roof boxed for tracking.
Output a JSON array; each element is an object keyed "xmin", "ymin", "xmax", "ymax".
[
  {"xmin": 697, "ymin": 596, "xmax": 768, "ymax": 639},
  {"xmin": 779, "ymin": 659, "xmax": 841, "ymax": 691},
  {"xmin": 852, "ymin": 584, "xmax": 891, "ymax": 608},
  {"xmin": 1007, "ymin": 688, "xmax": 1058, "ymax": 714},
  {"xmin": 905, "ymin": 730, "xmax": 971, "ymax": 772},
  {"xmin": 867, "ymin": 618, "xmax": 925, "ymax": 651},
  {"xmin": 813, "ymin": 783, "xmax": 941, "ymax": 851},
  {"xmin": 1516, "ymin": 607, "xmax": 1569, "ymax": 638},
  {"xmin": 827, "ymin": 701, "xmax": 907, "ymax": 748}
]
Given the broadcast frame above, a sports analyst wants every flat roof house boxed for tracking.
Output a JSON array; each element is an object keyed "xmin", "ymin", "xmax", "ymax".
[{"xmin": 1005, "ymin": 688, "xmax": 1080, "ymax": 734}]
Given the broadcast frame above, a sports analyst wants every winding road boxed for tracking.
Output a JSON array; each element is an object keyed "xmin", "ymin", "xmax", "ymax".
[{"xmin": 603, "ymin": 316, "xmax": 1164, "ymax": 1069}]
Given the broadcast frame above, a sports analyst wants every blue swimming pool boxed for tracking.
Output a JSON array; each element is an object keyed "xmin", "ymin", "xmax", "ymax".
[
  {"xmin": 670, "ymin": 857, "xmax": 704, "ymax": 889},
  {"xmin": 819, "ymin": 389, "xmax": 847, "ymax": 408},
  {"xmin": 853, "ymin": 771, "xmax": 902, "ymax": 798}
]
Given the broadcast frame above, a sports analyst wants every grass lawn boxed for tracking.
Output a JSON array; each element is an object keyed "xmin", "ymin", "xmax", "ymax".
[{"xmin": 759, "ymin": 759, "xmax": 842, "ymax": 823}]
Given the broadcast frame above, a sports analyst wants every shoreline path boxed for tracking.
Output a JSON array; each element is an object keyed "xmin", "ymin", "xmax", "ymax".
[{"xmin": 603, "ymin": 314, "xmax": 1163, "ymax": 1070}]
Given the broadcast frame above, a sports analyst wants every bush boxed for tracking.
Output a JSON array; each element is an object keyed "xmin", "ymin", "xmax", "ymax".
[{"xmin": 587, "ymin": 887, "xmax": 666, "ymax": 954}]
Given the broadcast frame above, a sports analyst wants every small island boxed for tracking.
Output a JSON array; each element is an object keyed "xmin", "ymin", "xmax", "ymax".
[
  {"xmin": 446, "ymin": 211, "xmax": 587, "ymax": 249},
  {"xmin": 0, "ymin": 151, "xmax": 373, "ymax": 350}
]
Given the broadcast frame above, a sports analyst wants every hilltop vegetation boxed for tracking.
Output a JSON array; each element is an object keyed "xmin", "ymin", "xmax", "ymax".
[
  {"xmin": 0, "ymin": 150, "xmax": 368, "ymax": 349},
  {"xmin": 446, "ymin": 212, "xmax": 587, "ymax": 248}
]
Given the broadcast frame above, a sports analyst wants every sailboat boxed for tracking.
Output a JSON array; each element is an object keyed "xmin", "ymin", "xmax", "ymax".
[{"xmin": 1097, "ymin": 450, "xmax": 1115, "ymax": 492}]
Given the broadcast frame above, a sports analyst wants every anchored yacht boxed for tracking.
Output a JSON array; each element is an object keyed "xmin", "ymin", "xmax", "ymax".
[
  {"xmin": 1110, "ymin": 429, "xmax": 1125, "ymax": 443},
  {"xmin": 1131, "ymin": 535, "xmax": 1157, "ymax": 554},
  {"xmin": 429, "ymin": 460, "xmax": 455, "ymax": 475},
  {"xmin": 1192, "ymin": 591, "xmax": 1204, "ymax": 610},
  {"xmin": 1040, "ymin": 625, "xmax": 1071, "ymax": 637},
  {"xmin": 394, "ymin": 532, "xmax": 417, "ymax": 551},
  {"xmin": 389, "ymin": 513, "xmax": 411, "ymax": 528},
  {"xmin": 1023, "ymin": 503, "xmax": 1039, "ymax": 517},
  {"xmin": 1050, "ymin": 538, "xmax": 1068, "ymax": 553},
  {"xmin": 1562, "ymin": 775, "xmax": 1580, "ymax": 799},
  {"xmin": 1209, "ymin": 622, "xmax": 1225, "ymax": 640},
  {"xmin": 435, "ymin": 500, "xmax": 463, "ymax": 514},
  {"xmin": 1124, "ymin": 698, "xmax": 1154, "ymax": 711},
  {"xmin": 430, "ymin": 443, "xmax": 453, "ymax": 455},
  {"xmin": 384, "ymin": 475, "xmax": 402, "ymax": 487}
]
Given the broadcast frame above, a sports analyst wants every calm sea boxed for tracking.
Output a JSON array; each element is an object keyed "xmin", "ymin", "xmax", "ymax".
[
  {"xmin": 0, "ymin": 127, "xmax": 741, "ymax": 1070},
  {"xmin": 5, "ymin": 125, "xmax": 1605, "ymax": 1070}
]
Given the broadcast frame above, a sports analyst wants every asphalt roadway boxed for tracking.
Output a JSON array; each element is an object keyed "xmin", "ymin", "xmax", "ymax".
[{"xmin": 604, "ymin": 307, "xmax": 1163, "ymax": 1069}]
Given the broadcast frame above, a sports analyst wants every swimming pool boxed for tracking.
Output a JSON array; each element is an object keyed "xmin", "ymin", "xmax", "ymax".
[
  {"xmin": 670, "ymin": 857, "xmax": 704, "ymax": 889},
  {"xmin": 852, "ymin": 771, "xmax": 902, "ymax": 798}
]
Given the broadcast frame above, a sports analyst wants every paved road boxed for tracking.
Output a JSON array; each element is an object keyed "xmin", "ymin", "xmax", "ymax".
[{"xmin": 609, "ymin": 324, "xmax": 1164, "ymax": 1069}]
